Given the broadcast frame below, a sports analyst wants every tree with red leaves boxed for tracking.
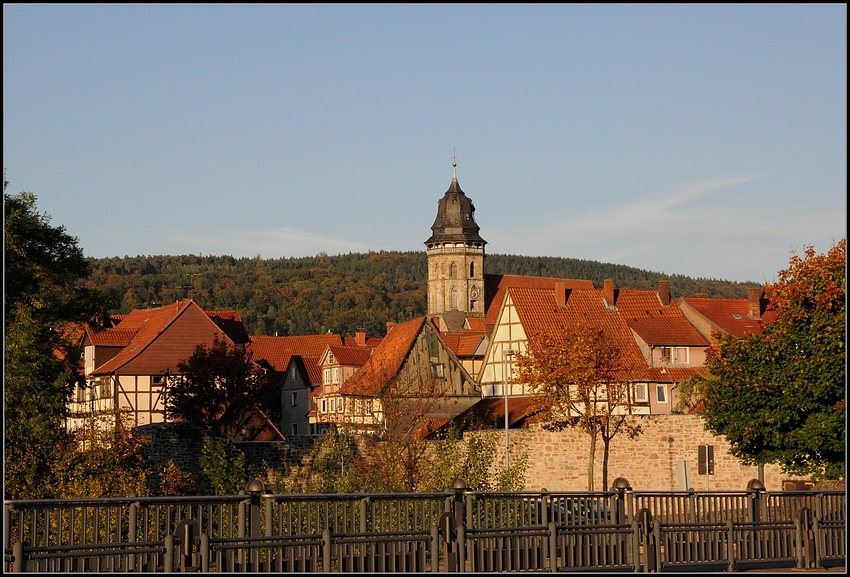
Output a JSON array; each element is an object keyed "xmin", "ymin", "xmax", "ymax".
[{"xmin": 698, "ymin": 240, "xmax": 845, "ymax": 480}]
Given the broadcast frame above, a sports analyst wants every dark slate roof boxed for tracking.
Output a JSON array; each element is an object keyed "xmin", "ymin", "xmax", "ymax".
[{"xmin": 424, "ymin": 176, "xmax": 486, "ymax": 246}]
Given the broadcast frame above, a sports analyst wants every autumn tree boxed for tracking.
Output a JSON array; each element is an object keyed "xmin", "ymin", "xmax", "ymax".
[
  {"xmin": 694, "ymin": 240, "xmax": 845, "ymax": 480},
  {"xmin": 515, "ymin": 323, "xmax": 643, "ymax": 491},
  {"xmin": 165, "ymin": 337, "xmax": 277, "ymax": 439}
]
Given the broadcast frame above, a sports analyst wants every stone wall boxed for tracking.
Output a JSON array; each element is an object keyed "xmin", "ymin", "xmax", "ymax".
[{"xmin": 473, "ymin": 415, "xmax": 808, "ymax": 492}]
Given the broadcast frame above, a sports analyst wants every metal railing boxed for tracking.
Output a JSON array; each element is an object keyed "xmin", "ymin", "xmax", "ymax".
[{"xmin": 5, "ymin": 478, "xmax": 845, "ymax": 572}]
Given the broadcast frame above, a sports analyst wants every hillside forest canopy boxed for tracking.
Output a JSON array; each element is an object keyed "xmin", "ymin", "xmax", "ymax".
[{"xmin": 82, "ymin": 253, "xmax": 762, "ymax": 337}]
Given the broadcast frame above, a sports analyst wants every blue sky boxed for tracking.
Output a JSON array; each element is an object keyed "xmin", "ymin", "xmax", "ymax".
[{"xmin": 4, "ymin": 4, "xmax": 846, "ymax": 283}]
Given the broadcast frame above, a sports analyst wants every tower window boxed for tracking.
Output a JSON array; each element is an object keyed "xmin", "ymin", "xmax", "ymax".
[
  {"xmin": 470, "ymin": 262, "xmax": 474, "ymax": 277},
  {"xmin": 450, "ymin": 262, "xmax": 458, "ymax": 278},
  {"xmin": 451, "ymin": 287, "xmax": 458, "ymax": 309}
]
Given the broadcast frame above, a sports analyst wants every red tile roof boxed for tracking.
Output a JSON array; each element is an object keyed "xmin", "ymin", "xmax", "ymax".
[
  {"xmin": 465, "ymin": 317, "xmax": 486, "ymax": 331},
  {"xmin": 484, "ymin": 274, "xmax": 595, "ymax": 330},
  {"xmin": 446, "ymin": 396, "xmax": 538, "ymax": 432},
  {"xmin": 87, "ymin": 326, "xmax": 139, "ymax": 347},
  {"xmin": 440, "ymin": 331, "xmax": 487, "ymax": 358},
  {"xmin": 338, "ymin": 317, "xmax": 428, "ymax": 397},
  {"xmin": 508, "ymin": 287, "xmax": 649, "ymax": 374},
  {"xmin": 299, "ymin": 356, "xmax": 323, "ymax": 385},
  {"xmin": 326, "ymin": 345, "xmax": 372, "ymax": 367},
  {"xmin": 644, "ymin": 367, "xmax": 707, "ymax": 382},
  {"xmin": 205, "ymin": 310, "xmax": 250, "ymax": 344},
  {"xmin": 679, "ymin": 298, "xmax": 777, "ymax": 338},
  {"xmin": 248, "ymin": 334, "xmax": 344, "ymax": 372},
  {"xmin": 92, "ymin": 300, "xmax": 232, "ymax": 376},
  {"xmin": 343, "ymin": 336, "xmax": 383, "ymax": 348},
  {"xmin": 615, "ymin": 290, "xmax": 708, "ymax": 346}
]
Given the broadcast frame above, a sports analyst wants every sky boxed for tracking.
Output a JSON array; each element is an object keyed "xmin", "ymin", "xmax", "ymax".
[{"xmin": 4, "ymin": 5, "xmax": 846, "ymax": 284}]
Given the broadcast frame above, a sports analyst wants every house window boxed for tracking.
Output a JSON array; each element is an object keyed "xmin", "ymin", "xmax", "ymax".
[
  {"xmin": 656, "ymin": 384, "xmax": 668, "ymax": 404},
  {"xmin": 77, "ymin": 384, "xmax": 86, "ymax": 402},
  {"xmin": 323, "ymin": 369, "xmax": 330, "ymax": 384},
  {"xmin": 633, "ymin": 383, "xmax": 648, "ymax": 403},
  {"xmin": 337, "ymin": 398, "xmax": 344, "ymax": 413},
  {"xmin": 321, "ymin": 399, "xmax": 327, "ymax": 413},
  {"xmin": 332, "ymin": 368, "xmax": 340, "ymax": 384},
  {"xmin": 329, "ymin": 398, "xmax": 335, "ymax": 413},
  {"xmin": 291, "ymin": 424, "xmax": 298, "ymax": 436},
  {"xmin": 674, "ymin": 347, "xmax": 688, "ymax": 364},
  {"xmin": 432, "ymin": 363, "xmax": 444, "ymax": 378},
  {"xmin": 328, "ymin": 352, "xmax": 335, "ymax": 364},
  {"xmin": 291, "ymin": 367, "xmax": 297, "ymax": 381},
  {"xmin": 102, "ymin": 378, "xmax": 111, "ymax": 398},
  {"xmin": 365, "ymin": 399, "xmax": 373, "ymax": 414},
  {"xmin": 291, "ymin": 392, "xmax": 298, "ymax": 407},
  {"xmin": 660, "ymin": 347, "xmax": 672, "ymax": 364},
  {"xmin": 152, "ymin": 375, "xmax": 165, "ymax": 387}
]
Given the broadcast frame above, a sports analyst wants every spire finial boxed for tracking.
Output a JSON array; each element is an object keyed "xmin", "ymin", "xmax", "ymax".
[{"xmin": 451, "ymin": 148, "xmax": 458, "ymax": 181}]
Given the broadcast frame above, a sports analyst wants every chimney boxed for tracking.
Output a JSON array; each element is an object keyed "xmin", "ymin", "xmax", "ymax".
[
  {"xmin": 658, "ymin": 280, "xmax": 670, "ymax": 306},
  {"xmin": 748, "ymin": 288, "xmax": 766, "ymax": 319},
  {"xmin": 385, "ymin": 321, "xmax": 396, "ymax": 334},
  {"xmin": 603, "ymin": 279, "xmax": 615, "ymax": 307},
  {"xmin": 355, "ymin": 328, "xmax": 366, "ymax": 346},
  {"xmin": 555, "ymin": 282, "xmax": 567, "ymax": 307}
]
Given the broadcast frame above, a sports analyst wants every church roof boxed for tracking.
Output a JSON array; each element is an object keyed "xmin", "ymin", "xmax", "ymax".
[{"xmin": 424, "ymin": 174, "xmax": 486, "ymax": 246}]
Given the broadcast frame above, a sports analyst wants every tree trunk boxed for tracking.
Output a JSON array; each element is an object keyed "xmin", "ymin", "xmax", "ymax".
[
  {"xmin": 587, "ymin": 430, "xmax": 598, "ymax": 492},
  {"xmin": 602, "ymin": 434, "xmax": 610, "ymax": 491}
]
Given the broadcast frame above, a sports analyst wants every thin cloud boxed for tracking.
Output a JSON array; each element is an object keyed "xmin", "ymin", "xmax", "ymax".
[{"xmin": 170, "ymin": 227, "xmax": 376, "ymax": 258}]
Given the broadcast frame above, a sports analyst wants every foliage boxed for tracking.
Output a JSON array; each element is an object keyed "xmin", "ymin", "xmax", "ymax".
[
  {"xmin": 52, "ymin": 410, "xmax": 153, "ymax": 498},
  {"xmin": 310, "ymin": 426, "xmax": 360, "ymax": 493},
  {"xmin": 159, "ymin": 465, "xmax": 199, "ymax": 496},
  {"xmin": 695, "ymin": 240, "xmax": 846, "ymax": 480},
  {"xmin": 166, "ymin": 337, "xmax": 277, "ymax": 439},
  {"xmin": 199, "ymin": 437, "xmax": 246, "ymax": 495},
  {"xmin": 424, "ymin": 426, "xmax": 528, "ymax": 492},
  {"xmin": 80, "ymin": 252, "xmax": 758, "ymax": 337},
  {"xmin": 515, "ymin": 324, "xmax": 643, "ymax": 491},
  {"xmin": 4, "ymin": 189, "xmax": 112, "ymax": 499}
]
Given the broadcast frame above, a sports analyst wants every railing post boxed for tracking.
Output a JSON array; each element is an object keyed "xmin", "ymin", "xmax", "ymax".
[
  {"xmin": 12, "ymin": 541, "xmax": 24, "ymax": 573},
  {"xmin": 548, "ymin": 520, "xmax": 558, "ymax": 572},
  {"xmin": 430, "ymin": 524, "xmax": 439, "ymax": 573},
  {"xmin": 237, "ymin": 490, "xmax": 246, "ymax": 568},
  {"xmin": 652, "ymin": 518, "xmax": 661, "ymax": 572},
  {"xmin": 457, "ymin": 521, "xmax": 466, "ymax": 572},
  {"xmin": 794, "ymin": 516, "xmax": 804, "ymax": 568},
  {"xmin": 360, "ymin": 495, "xmax": 369, "ymax": 534},
  {"xmin": 726, "ymin": 519, "xmax": 735, "ymax": 572},
  {"xmin": 746, "ymin": 479, "xmax": 765, "ymax": 522},
  {"xmin": 611, "ymin": 478, "xmax": 631, "ymax": 526},
  {"xmin": 812, "ymin": 515, "xmax": 821, "ymax": 569},
  {"xmin": 246, "ymin": 479, "xmax": 265, "ymax": 570},
  {"xmin": 199, "ymin": 533, "xmax": 209, "ymax": 572},
  {"xmin": 128, "ymin": 498, "xmax": 138, "ymax": 572},
  {"xmin": 322, "ymin": 527, "xmax": 332, "ymax": 572},
  {"xmin": 164, "ymin": 534, "xmax": 174, "ymax": 572}
]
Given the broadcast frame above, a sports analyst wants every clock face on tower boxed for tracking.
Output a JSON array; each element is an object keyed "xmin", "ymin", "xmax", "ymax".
[{"xmin": 470, "ymin": 285, "xmax": 480, "ymax": 300}]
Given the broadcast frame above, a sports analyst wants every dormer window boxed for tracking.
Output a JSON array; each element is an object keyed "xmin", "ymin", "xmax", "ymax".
[{"xmin": 328, "ymin": 352, "xmax": 335, "ymax": 364}]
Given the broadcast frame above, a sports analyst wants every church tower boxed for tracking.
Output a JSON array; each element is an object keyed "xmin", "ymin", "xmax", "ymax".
[{"xmin": 425, "ymin": 160, "xmax": 486, "ymax": 332}]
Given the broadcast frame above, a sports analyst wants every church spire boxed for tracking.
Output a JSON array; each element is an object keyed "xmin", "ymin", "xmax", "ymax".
[{"xmin": 452, "ymin": 149, "xmax": 458, "ymax": 182}]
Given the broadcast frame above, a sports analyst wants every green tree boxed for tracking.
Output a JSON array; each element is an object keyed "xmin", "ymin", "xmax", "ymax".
[
  {"xmin": 4, "ymin": 189, "xmax": 111, "ymax": 499},
  {"xmin": 199, "ymin": 437, "xmax": 246, "ymax": 495},
  {"xmin": 165, "ymin": 337, "xmax": 277, "ymax": 439},
  {"xmin": 695, "ymin": 240, "xmax": 846, "ymax": 480}
]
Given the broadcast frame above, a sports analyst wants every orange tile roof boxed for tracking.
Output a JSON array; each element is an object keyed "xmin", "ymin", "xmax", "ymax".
[
  {"xmin": 615, "ymin": 290, "xmax": 708, "ymax": 346},
  {"xmin": 680, "ymin": 298, "xmax": 777, "ymax": 338},
  {"xmin": 484, "ymin": 274, "xmax": 595, "ymax": 330},
  {"xmin": 205, "ymin": 309, "xmax": 250, "ymax": 344},
  {"xmin": 465, "ymin": 317, "xmax": 486, "ymax": 331},
  {"xmin": 508, "ymin": 287, "xmax": 648, "ymax": 373},
  {"xmin": 326, "ymin": 345, "xmax": 372, "ymax": 367},
  {"xmin": 440, "ymin": 331, "xmax": 486, "ymax": 358},
  {"xmin": 447, "ymin": 396, "xmax": 538, "ymax": 432},
  {"xmin": 343, "ymin": 336, "xmax": 383, "ymax": 348},
  {"xmin": 87, "ymin": 326, "xmax": 139, "ymax": 347},
  {"xmin": 248, "ymin": 334, "xmax": 344, "ymax": 371},
  {"xmin": 338, "ymin": 317, "xmax": 427, "ymax": 397},
  {"xmin": 299, "ymin": 356, "xmax": 323, "ymax": 385},
  {"xmin": 92, "ymin": 300, "xmax": 232, "ymax": 376},
  {"xmin": 644, "ymin": 367, "xmax": 707, "ymax": 382}
]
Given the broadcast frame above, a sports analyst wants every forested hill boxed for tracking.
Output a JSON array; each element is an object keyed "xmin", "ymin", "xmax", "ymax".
[{"xmin": 84, "ymin": 252, "xmax": 760, "ymax": 338}]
